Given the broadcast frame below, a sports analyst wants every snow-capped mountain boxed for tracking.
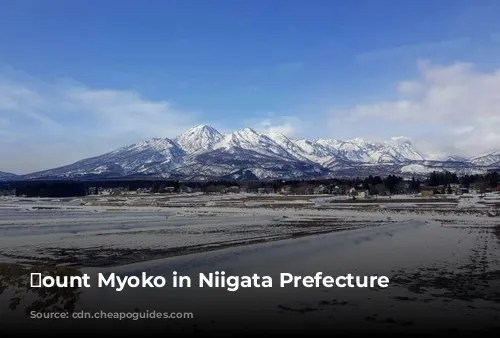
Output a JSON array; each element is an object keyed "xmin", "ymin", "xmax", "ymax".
[
  {"xmin": 265, "ymin": 133, "xmax": 424, "ymax": 167},
  {"xmin": 470, "ymin": 150, "xmax": 500, "ymax": 167},
  {"xmin": 172, "ymin": 127, "xmax": 326, "ymax": 180},
  {"xmin": 444, "ymin": 155, "xmax": 469, "ymax": 162},
  {"xmin": 18, "ymin": 125, "xmax": 500, "ymax": 180},
  {"xmin": 319, "ymin": 137, "xmax": 424, "ymax": 165},
  {"xmin": 24, "ymin": 138, "xmax": 185, "ymax": 179},
  {"xmin": 175, "ymin": 125, "xmax": 222, "ymax": 154},
  {"xmin": 175, "ymin": 147, "xmax": 326, "ymax": 181},
  {"xmin": 0, "ymin": 171, "xmax": 17, "ymax": 180},
  {"xmin": 213, "ymin": 128, "xmax": 298, "ymax": 161}
]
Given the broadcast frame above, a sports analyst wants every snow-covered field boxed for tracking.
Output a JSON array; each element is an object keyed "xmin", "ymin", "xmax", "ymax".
[
  {"xmin": 0, "ymin": 192, "xmax": 499, "ymax": 266},
  {"xmin": 1, "ymin": 192, "xmax": 500, "ymax": 333}
]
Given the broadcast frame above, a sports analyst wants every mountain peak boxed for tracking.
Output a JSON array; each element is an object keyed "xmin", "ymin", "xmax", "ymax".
[
  {"xmin": 470, "ymin": 149, "xmax": 500, "ymax": 166},
  {"xmin": 238, "ymin": 127, "xmax": 258, "ymax": 134},
  {"xmin": 0, "ymin": 170, "xmax": 17, "ymax": 180},
  {"xmin": 389, "ymin": 136, "xmax": 412, "ymax": 145},
  {"xmin": 111, "ymin": 137, "xmax": 176, "ymax": 154},
  {"xmin": 190, "ymin": 124, "xmax": 218, "ymax": 132},
  {"xmin": 446, "ymin": 155, "xmax": 468, "ymax": 162},
  {"xmin": 176, "ymin": 124, "xmax": 222, "ymax": 154},
  {"xmin": 345, "ymin": 137, "xmax": 369, "ymax": 146},
  {"xmin": 265, "ymin": 130, "xmax": 287, "ymax": 138},
  {"xmin": 20, "ymin": 125, "xmax": 495, "ymax": 181},
  {"xmin": 488, "ymin": 149, "xmax": 500, "ymax": 156}
]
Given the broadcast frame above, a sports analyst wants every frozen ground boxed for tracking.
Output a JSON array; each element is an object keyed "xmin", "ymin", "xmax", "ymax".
[
  {"xmin": 1, "ymin": 218, "xmax": 499, "ymax": 334},
  {"xmin": 0, "ymin": 193, "xmax": 500, "ymax": 333},
  {"xmin": 0, "ymin": 192, "xmax": 499, "ymax": 266}
]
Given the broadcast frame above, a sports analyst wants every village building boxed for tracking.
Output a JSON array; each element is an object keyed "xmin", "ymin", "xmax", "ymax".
[
  {"xmin": 179, "ymin": 186, "xmax": 193, "ymax": 193},
  {"xmin": 336, "ymin": 185, "xmax": 350, "ymax": 195},
  {"xmin": 420, "ymin": 186, "xmax": 439, "ymax": 196},
  {"xmin": 313, "ymin": 184, "xmax": 329, "ymax": 195},
  {"xmin": 356, "ymin": 190, "xmax": 370, "ymax": 199},
  {"xmin": 449, "ymin": 183, "xmax": 461, "ymax": 194},
  {"xmin": 257, "ymin": 187, "xmax": 274, "ymax": 194},
  {"xmin": 0, "ymin": 189, "xmax": 15, "ymax": 196},
  {"xmin": 458, "ymin": 187, "xmax": 469, "ymax": 194},
  {"xmin": 136, "ymin": 187, "xmax": 151, "ymax": 194},
  {"xmin": 280, "ymin": 186, "xmax": 293, "ymax": 195},
  {"xmin": 86, "ymin": 186, "xmax": 99, "ymax": 195}
]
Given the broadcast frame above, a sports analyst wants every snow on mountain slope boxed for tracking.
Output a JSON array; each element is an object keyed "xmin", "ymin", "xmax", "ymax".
[
  {"xmin": 446, "ymin": 156, "xmax": 469, "ymax": 162},
  {"xmin": 175, "ymin": 124, "xmax": 222, "ymax": 154},
  {"xmin": 385, "ymin": 137, "xmax": 425, "ymax": 161},
  {"xmin": 400, "ymin": 164, "xmax": 438, "ymax": 175},
  {"xmin": 470, "ymin": 150, "xmax": 500, "ymax": 167},
  {"xmin": 266, "ymin": 133, "xmax": 425, "ymax": 166},
  {"xmin": 213, "ymin": 128, "xmax": 297, "ymax": 161},
  {"xmin": 331, "ymin": 138, "xmax": 423, "ymax": 163},
  {"xmin": 312, "ymin": 137, "xmax": 424, "ymax": 165},
  {"xmin": 292, "ymin": 139, "xmax": 339, "ymax": 165},
  {"xmin": 23, "ymin": 138, "xmax": 185, "ymax": 179},
  {"xmin": 175, "ymin": 146, "xmax": 327, "ymax": 180},
  {"xmin": 17, "ymin": 124, "xmax": 495, "ymax": 180},
  {"xmin": 335, "ymin": 138, "xmax": 379, "ymax": 162},
  {"xmin": 265, "ymin": 133, "xmax": 336, "ymax": 165},
  {"xmin": 0, "ymin": 171, "xmax": 17, "ymax": 180}
]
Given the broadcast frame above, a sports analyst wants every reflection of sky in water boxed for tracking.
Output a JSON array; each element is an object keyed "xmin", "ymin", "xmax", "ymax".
[{"xmin": 77, "ymin": 221, "xmax": 500, "ymax": 331}]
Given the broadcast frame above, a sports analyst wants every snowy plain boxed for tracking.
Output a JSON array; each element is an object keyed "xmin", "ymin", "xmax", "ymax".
[
  {"xmin": 0, "ymin": 192, "xmax": 500, "ymax": 334},
  {"xmin": 0, "ymin": 192, "xmax": 499, "ymax": 266}
]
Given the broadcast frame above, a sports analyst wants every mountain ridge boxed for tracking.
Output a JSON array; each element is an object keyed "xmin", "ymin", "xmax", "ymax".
[
  {"xmin": 12, "ymin": 124, "xmax": 500, "ymax": 180},
  {"xmin": 0, "ymin": 171, "xmax": 18, "ymax": 180}
]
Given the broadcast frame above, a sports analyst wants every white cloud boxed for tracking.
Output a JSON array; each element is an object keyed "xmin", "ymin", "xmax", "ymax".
[
  {"xmin": 65, "ymin": 87, "xmax": 193, "ymax": 138},
  {"xmin": 0, "ymin": 71, "xmax": 198, "ymax": 174},
  {"xmin": 397, "ymin": 81, "xmax": 424, "ymax": 96},
  {"xmin": 262, "ymin": 121, "xmax": 296, "ymax": 136},
  {"xmin": 336, "ymin": 60, "xmax": 500, "ymax": 158},
  {"xmin": 4, "ymin": 59, "xmax": 500, "ymax": 174},
  {"xmin": 252, "ymin": 115, "xmax": 303, "ymax": 137}
]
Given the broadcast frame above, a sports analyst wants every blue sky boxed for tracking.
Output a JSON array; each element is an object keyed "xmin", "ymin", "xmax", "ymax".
[{"xmin": 1, "ymin": 0, "xmax": 500, "ymax": 173}]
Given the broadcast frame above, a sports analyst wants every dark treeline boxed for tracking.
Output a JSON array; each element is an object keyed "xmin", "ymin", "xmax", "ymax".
[
  {"xmin": 8, "ymin": 181, "xmax": 87, "ymax": 198},
  {"xmin": 1, "ymin": 171, "xmax": 499, "ymax": 198},
  {"xmin": 427, "ymin": 171, "xmax": 500, "ymax": 188}
]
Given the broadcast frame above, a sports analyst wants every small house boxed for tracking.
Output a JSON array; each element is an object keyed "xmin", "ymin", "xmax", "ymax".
[
  {"xmin": 257, "ymin": 187, "xmax": 273, "ymax": 194},
  {"xmin": 164, "ymin": 186, "xmax": 176, "ymax": 193},
  {"xmin": 449, "ymin": 183, "xmax": 461, "ymax": 194},
  {"xmin": 136, "ymin": 187, "xmax": 151, "ymax": 194},
  {"xmin": 313, "ymin": 184, "xmax": 329, "ymax": 195},
  {"xmin": 0, "ymin": 189, "xmax": 15, "ymax": 196},
  {"xmin": 420, "ymin": 186, "xmax": 439, "ymax": 196},
  {"xmin": 87, "ymin": 186, "xmax": 99, "ymax": 195},
  {"xmin": 333, "ymin": 185, "xmax": 349, "ymax": 195},
  {"xmin": 179, "ymin": 186, "xmax": 193, "ymax": 193},
  {"xmin": 357, "ymin": 190, "xmax": 370, "ymax": 199}
]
